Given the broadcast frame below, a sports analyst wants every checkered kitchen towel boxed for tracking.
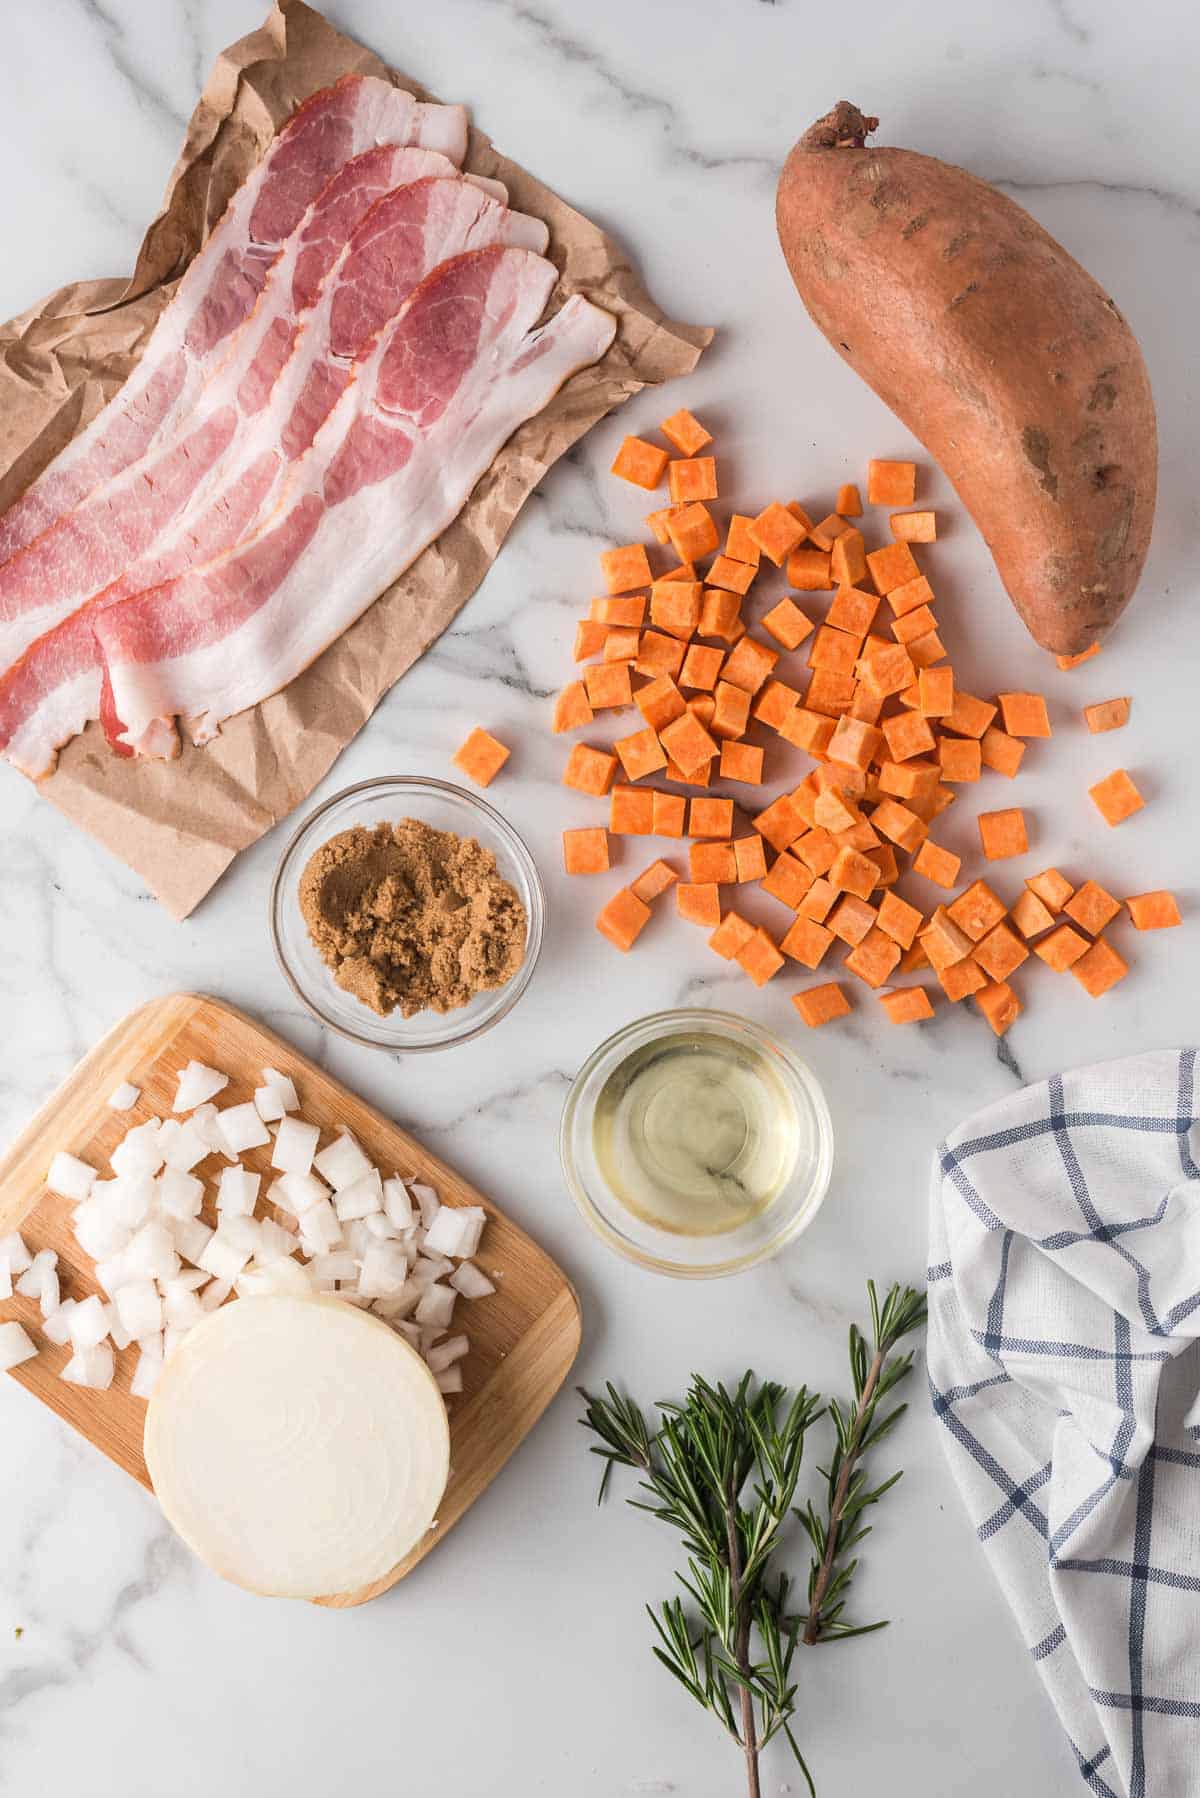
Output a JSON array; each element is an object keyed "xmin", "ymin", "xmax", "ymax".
[{"xmin": 928, "ymin": 1049, "xmax": 1200, "ymax": 1798}]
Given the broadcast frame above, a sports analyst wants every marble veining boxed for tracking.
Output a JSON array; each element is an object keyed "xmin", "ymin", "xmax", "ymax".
[{"xmin": 0, "ymin": 1, "xmax": 1197, "ymax": 1794}]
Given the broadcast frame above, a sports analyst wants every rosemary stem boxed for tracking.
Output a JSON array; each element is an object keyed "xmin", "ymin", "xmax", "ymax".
[
  {"xmin": 725, "ymin": 1492, "xmax": 762, "ymax": 1798},
  {"xmin": 803, "ymin": 1347, "xmax": 884, "ymax": 1646}
]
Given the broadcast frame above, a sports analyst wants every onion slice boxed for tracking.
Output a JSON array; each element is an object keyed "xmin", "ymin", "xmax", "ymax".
[{"xmin": 144, "ymin": 1295, "xmax": 449, "ymax": 1600}]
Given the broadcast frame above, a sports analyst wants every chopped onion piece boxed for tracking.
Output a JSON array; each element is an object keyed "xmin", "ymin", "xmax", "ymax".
[
  {"xmin": 426, "ymin": 1334, "xmax": 469, "ymax": 1374},
  {"xmin": 313, "ymin": 1133, "xmax": 374, "ymax": 1192},
  {"xmin": 107, "ymin": 1082, "xmax": 141, "ymax": 1111},
  {"xmin": 115, "ymin": 1280, "xmax": 164, "ymax": 1341},
  {"xmin": 199, "ymin": 1278, "xmax": 232, "ymax": 1314},
  {"xmin": 198, "ymin": 1233, "xmax": 253, "ymax": 1283},
  {"xmin": 189, "ymin": 1103, "xmax": 225, "ymax": 1152},
  {"xmin": 235, "ymin": 1260, "xmax": 312, "ymax": 1300},
  {"xmin": 166, "ymin": 1269, "xmax": 208, "ymax": 1295},
  {"xmin": 131, "ymin": 1347, "xmax": 163, "ymax": 1399},
  {"xmin": 173, "ymin": 1061, "xmax": 228, "ymax": 1112},
  {"xmin": 357, "ymin": 1244, "xmax": 409, "ymax": 1300},
  {"xmin": 38, "ymin": 1267, "xmax": 61, "ymax": 1317},
  {"xmin": 63, "ymin": 1342, "xmax": 115, "ymax": 1389},
  {"xmin": 159, "ymin": 1118, "xmax": 210, "ymax": 1173},
  {"xmin": 46, "ymin": 1151, "xmax": 96, "ymax": 1204},
  {"xmin": 69, "ymin": 1294, "xmax": 111, "ymax": 1350},
  {"xmin": 110, "ymin": 1120, "xmax": 164, "ymax": 1179},
  {"xmin": 0, "ymin": 1320, "xmax": 39, "ymax": 1371},
  {"xmin": 253, "ymin": 1219, "xmax": 296, "ymax": 1266},
  {"xmin": 364, "ymin": 1211, "xmax": 400, "ymax": 1241},
  {"xmin": 105, "ymin": 1306, "xmax": 134, "ymax": 1352},
  {"xmin": 217, "ymin": 1165, "xmax": 260, "ymax": 1218},
  {"xmin": 215, "ymin": 1103, "xmax": 270, "ymax": 1156},
  {"xmin": 271, "ymin": 1117, "xmax": 320, "ymax": 1177},
  {"xmin": 411, "ymin": 1183, "xmax": 440, "ymax": 1231},
  {"xmin": 298, "ymin": 1200, "xmax": 343, "ymax": 1257},
  {"xmin": 172, "ymin": 1216, "xmax": 214, "ymax": 1267},
  {"xmin": 0, "ymin": 1232, "xmax": 33, "ymax": 1277},
  {"xmin": 334, "ymin": 1171, "xmax": 383, "ymax": 1222},
  {"xmin": 124, "ymin": 1222, "xmax": 179, "ymax": 1284},
  {"xmin": 449, "ymin": 1261, "xmax": 495, "ymax": 1300},
  {"xmin": 16, "ymin": 1250, "xmax": 57, "ymax": 1299},
  {"xmin": 310, "ymin": 1252, "xmax": 357, "ymax": 1284},
  {"xmin": 382, "ymin": 1177, "xmax": 415, "ymax": 1230},
  {"xmin": 435, "ymin": 1366, "xmax": 463, "ymax": 1395},
  {"xmin": 412, "ymin": 1253, "xmax": 453, "ymax": 1285},
  {"xmin": 372, "ymin": 1286, "xmax": 421, "ymax": 1321},
  {"xmin": 163, "ymin": 1284, "xmax": 205, "ymax": 1330},
  {"xmin": 93, "ymin": 1250, "xmax": 130, "ymax": 1295},
  {"xmin": 422, "ymin": 1206, "xmax": 480, "ymax": 1260},
  {"xmin": 414, "ymin": 1284, "xmax": 456, "ymax": 1329},
  {"xmin": 270, "ymin": 1170, "xmax": 328, "ymax": 1217},
  {"xmin": 42, "ymin": 1298, "xmax": 78, "ymax": 1345},
  {"xmin": 157, "ymin": 1167, "xmax": 204, "ymax": 1221},
  {"xmin": 0, "ymin": 1260, "xmax": 12, "ymax": 1302},
  {"xmin": 163, "ymin": 1324, "xmax": 196, "ymax": 1359}
]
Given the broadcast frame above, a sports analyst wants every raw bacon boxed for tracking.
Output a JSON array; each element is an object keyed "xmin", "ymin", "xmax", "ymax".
[{"xmin": 98, "ymin": 249, "xmax": 614, "ymax": 750}]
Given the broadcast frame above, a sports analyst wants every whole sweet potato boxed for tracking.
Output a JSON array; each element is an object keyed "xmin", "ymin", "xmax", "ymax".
[{"xmin": 776, "ymin": 103, "xmax": 1157, "ymax": 654}]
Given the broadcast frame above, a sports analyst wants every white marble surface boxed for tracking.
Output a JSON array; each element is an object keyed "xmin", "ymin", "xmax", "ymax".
[{"xmin": 0, "ymin": 2, "xmax": 1197, "ymax": 1792}]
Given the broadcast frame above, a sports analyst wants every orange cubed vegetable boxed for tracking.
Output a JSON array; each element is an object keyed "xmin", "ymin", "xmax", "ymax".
[
  {"xmin": 978, "ymin": 808, "xmax": 1029, "ymax": 860},
  {"xmin": 583, "ymin": 661, "xmax": 633, "ymax": 713},
  {"xmin": 699, "ymin": 588, "xmax": 743, "ymax": 641},
  {"xmin": 827, "ymin": 716, "xmax": 882, "ymax": 771},
  {"xmin": 975, "ymin": 980, "xmax": 1021, "ymax": 1038},
  {"xmin": 808, "ymin": 625, "xmax": 862, "ymax": 677},
  {"xmin": 574, "ymin": 619, "xmax": 610, "ymax": 661},
  {"xmin": 890, "ymin": 511, "xmax": 937, "ymax": 543},
  {"xmin": 636, "ymin": 631, "xmax": 687, "ymax": 680},
  {"xmin": 725, "ymin": 514, "xmax": 762, "ymax": 566},
  {"xmin": 645, "ymin": 505, "xmax": 682, "ymax": 546},
  {"xmin": 453, "ymin": 726, "xmax": 510, "ymax": 788},
  {"xmin": 709, "ymin": 910, "xmax": 756, "ymax": 961},
  {"xmin": 721, "ymin": 636, "xmax": 780, "ymax": 695},
  {"xmin": 602, "ymin": 628, "xmax": 641, "ymax": 664},
  {"xmin": 918, "ymin": 666, "xmax": 954, "ymax": 717},
  {"xmin": 610, "ymin": 785, "xmax": 656, "ymax": 835},
  {"xmin": 1071, "ymin": 935, "xmax": 1129, "ymax": 998},
  {"xmin": 886, "ymin": 574, "xmax": 935, "ymax": 618},
  {"xmin": 665, "ymin": 759, "xmax": 712, "ymax": 790},
  {"xmin": 679, "ymin": 643, "xmax": 725, "ymax": 692},
  {"xmin": 880, "ymin": 710, "xmax": 937, "ymax": 763},
  {"xmin": 1063, "ymin": 879, "xmax": 1122, "ymax": 936},
  {"xmin": 830, "ymin": 528, "xmax": 868, "ymax": 589},
  {"xmin": 1026, "ymin": 868, "xmax": 1075, "ymax": 911},
  {"xmin": 1084, "ymin": 697, "xmax": 1131, "ymax": 734},
  {"xmin": 1126, "ymin": 891, "xmax": 1181, "ymax": 931},
  {"xmin": 876, "ymin": 890, "xmax": 923, "ymax": 949},
  {"xmin": 871, "ymin": 798, "xmax": 927, "ymax": 853},
  {"xmin": 946, "ymin": 880, "xmax": 1007, "ymax": 941},
  {"xmin": 636, "ymin": 674, "xmax": 686, "ymax": 733},
  {"xmin": 829, "ymin": 893, "xmax": 878, "ymax": 946},
  {"xmin": 1089, "ymin": 769, "xmax": 1145, "ymax": 826},
  {"xmin": 911, "ymin": 839, "xmax": 961, "ymax": 890},
  {"xmin": 690, "ymin": 797, "xmax": 735, "ymax": 839},
  {"xmin": 615, "ymin": 726, "xmax": 668, "ymax": 783},
  {"xmin": 749, "ymin": 501, "xmax": 807, "ymax": 567},
  {"xmin": 1034, "ymin": 923, "xmax": 1091, "ymax": 972},
  {"xmin": 553, "ymin": 680, "xmax": 594, "ymax": 734},
  {"xmin": 661, "ymin": 561, "xmax": 698, "ymax": 584},
  {"xmin": 1009, "ymin": 888, "xmax": 1056, "ymax": 939},
  {"xmin": 732, "ymin": 834, "xmax": 767, "ymax": 883},
  {"xmin": 781, "ymin": 914, "xmax": 834, "ymax": 969},
  {"xmin": 689, "ymin": 841, "xmax": 737, "ymax": 884},
  {"xmin": 753, "ymin": 793, "xmax": 808, "ymax": 853},
  {"xmin": 880, "ymin": 986, "xmax": 935, "ymax": 1023},
  {"xmin": 829, "ymin": 846, "xmax": 878, "ymax": 900},
  {"xmin": 808, "ymin": 512, "xmax": 851, "ymax": 552},
  {"xmin": 938, "ymin": 736, "xmax": 982, "ymax": 783},
  {"xmin": 998, "ymin": 692, "xmax": 1052, "ymax": 738},
  {"xmin": 600, "ymin": 544, "xmax": 652, "ymax": 595},
  {"xmin": 785, "ymin": 547, "xmax": 834, "ymax": 590},
  {"xmin": 562, "ymin": 827, "xmax": 610, "ymax": 876},
  {"xmin": 943, "ymin": 691, "xmax": 997, "ymax": 739},
  {"xmin": 813, "ymin": 789, "xmax": 860, "ymax": 835},
  {"xmin": 631, "ymin": 859, "xmax": 679, "ymax": 903},
  {"xmin": 706, "ymin": 555, "xmax": 756, "ymax": 598},
  {"xmin": 979, "ymin": 727, "xmax": 1026, "ymax": 779},
  {"xmin": 762, "ymin": 851, "xmax": 813, "ymax": 908},
  {"xmin": 1055, "ymin": 642, "xmax": 1101, "ymax": 670},
  {"xmin": 686, "ymin": 693, "xmax": 716, "ymax": 730},
  {"xmin": 867, "ymin": 459, "xmax": 917, "ymax": 507},
  {"xmin": 660, "ymin": 408, "xmax": 711, "ymax": 456},
  {"xmin": 938, "ymin": 957, "xmax": 987, "ymax": 1003},
  {"xmin": 596, "ymin": 887, "xmax": 651, "ymax": 952},
  {"xmin": 650, "ymin": 580, "xmax": 703, "ymax": 637},
  {"xmin": 659, "ymin": 710, "xmax": 718, "ymax": 776},
  {"xmin": 666, "ymin": 502, "xmax": 720, "ymax": 565},
  {"xmin": 899, "ymin": 935, "xmax": 930, "ymax": 973},
  {"xmin": 761, "ymin": 598, "xmax": 814, "ymax": 651},
  {"xmin": 907, "ymin": 629, "xmax": 948, "ymax": 670},
  {"xmin": 611, "ymin": 436, "xmax": 670, "ymax": 490},
  {"xmin": 794, "ymin": 982, "xmax": 852, "ymax": 1027},
  {"xmin": 652, "ymin": 791, "xmax": 688, "ymax": 838},
  {"xmin": 878, "ymin": 759, "xmax": 938, "ymax": 801},
  {"xmin": 676, "ymin": 882, "xmax": 722, "ymax": 927},
  {"xmin": 712, "ymin": 682, "xmax": 752, "ymax": 740},
  {"xmin": 563, "ymin": 743, "xmax": 618, "ymax": 796},
  {"xmin": 836, "ymin": 484, "xmax": 863, "ymax": 517},
  {"xmin": 777, "ymin": 708, "xmax": 834, "ymax": 757},
  {"xmin": 859, "ymin": 639, "xmax": 917, "ymax": 697},
  {"xmin": 828, "ymin": 587, "xmax": 880, "ymax": 636},
  {"xmin": 798, "ymin": 876, "xmax": 837, "ymax": 923},
  {"xmin": 865, "ymin": 540, "xmax": 920, "ymax": 595},
  {"xmin": 891, "ymin": 604, "xmax": 938, "ymax": 645},
  {"xmin": 719, "ymin": 742, "xmax": 765, "ymax": 785},
  {"xmin": 804, "ymin": 670, "xmax": 857, "ymax": 717},
  {"xmin": 974, "ymin": 922, "xmax": 1030, "ymax": 983},
  {"xmin": 845, "ymin": 926, "xmax": 902, "ymax": 989},
  {"xmin": 735, "ymin": 927, "xmax": 786, "ymax": 988},
  {"xmin": 668, "ymin": 456, "xmax": 718, "ymax": 504},
  {"xmin": 922, "ymin": 907, "xmax": 974, "ymax": 971},
  {"xmin": 591, "ymin": 595, "xmax": 646, "ymax": 627}
]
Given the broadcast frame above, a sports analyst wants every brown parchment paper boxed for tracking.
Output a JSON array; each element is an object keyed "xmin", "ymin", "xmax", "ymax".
[{"xmin": 0, "ymin": 0, "xmax": 709, "ymax": 918}]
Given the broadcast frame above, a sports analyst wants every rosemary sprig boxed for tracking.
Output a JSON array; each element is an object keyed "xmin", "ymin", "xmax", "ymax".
[{"xmin": 579, "ymin": 1279, "xmax": 925, "ymax": 1797}]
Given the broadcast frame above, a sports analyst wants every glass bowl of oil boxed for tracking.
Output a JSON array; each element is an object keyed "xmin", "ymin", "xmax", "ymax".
[{"xmin": 559, "ymin": 1009, "xmax": 834, "ymax": 1277}]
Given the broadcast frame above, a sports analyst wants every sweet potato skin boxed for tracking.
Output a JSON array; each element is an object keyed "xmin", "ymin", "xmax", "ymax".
[{"xmin": 775, "ymin": 105, "xmax": 1157, "ymax": 654}]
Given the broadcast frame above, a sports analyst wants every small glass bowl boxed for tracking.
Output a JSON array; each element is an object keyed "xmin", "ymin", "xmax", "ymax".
[
  {"xmin": 559, "ymin": 1008, "xmax": 834, "ymax": 1278},
  {"xmin": 269, "ymin": 776, "xmax": 545, "ymax": 1052}
]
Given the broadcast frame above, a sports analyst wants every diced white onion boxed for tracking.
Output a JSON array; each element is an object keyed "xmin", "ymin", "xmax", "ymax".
[
  {"xmin": 414, "ymin": 1284, "xmax": 456, "ymax": 1329},
  {"xmin": 189, "ymin": 1103, "xmax": 225, "ymax": 1152},
  {"xmin": 199, "ymin": 1278, "xmax": 232, "ymax": 1313},
  {"xmin": 46, "ymin": 1151, "xmax": 96, "ymax": 1204},
  {"xmin": 110, "ymin": 1119, "xmax": 164, "ymax": 1179},
  {"xmin": 105, "ymin": 1306, "xmax": 134, "ymax": 1352},
  {"xmin": 107, "ymin": 1082, "xmax": 141, "ymax": 1111},
  {"xmin": 449, "ymin": 1261, "xmax": 495, "ymax": 1300},
  {"xmin": 435, "ymin": 1366, "xmax": 463, "ymax": 1396},
  {"xmin": 411, "ymin": 1183, "xmax": 440, "ymax": 1231},
  {"xmin": 382, "ymin": 1177, "xmax": 415, "ymax": 1230},
  {"xmin": 198, "ymin": 1233, "xmax": 252, "ymax": 1283},
  {"xmin": 334, "ymin": 1172, "xmax": 383, "ymax": 1223},
  {"xmin": 426, "ymin": 1334, "xmax": 469, "ymax": 1374},
  {"xmin": 124, "ymin": 1221, "xmax": 179, "ymax": 1284},
  {"xmin": 269, "ymin": 1170, "xmax": 328, "ymax": 1217},
  {"xmin": 159, "ymin": 1118, "xmax": 210, "ymax": 1173},
  {"xmin": 364, "ymin": 1211, "xmax": 399, "ymax": 1241},
  {"xmin": 69, "ymin": 1294, "xmax": 112, "ymax": 1350},
  {"xmin": 16, "ymin": 1249, "xmax": 57, "ymax": 1299},
  {"xmin": 215, "ymin": 1103, "xmax": 270, "ymax": 1156},
  {"xmin": 423, "ymin": 1206, "xmax": 479, "ymax": 1260},
  {"xmin": 131, "ymin": 1347, "xmax": 163, "ymax": 1399},
  {"xmin": 63, "ymin": 1342, "xmax": 115, "ymax": 1390},
  {"xmin": 173, "ymin": 1061, "xmax": 229, "ymax": 1112},
  {"xmin": 217, "ymin": 1165, "xmax": 260, "ymax": 1217},
  {"xmin": 235, "ymin": 1260, "xmax": 312, "ymax": 1300},
  {"xmin": 172, "ymin": 1216, "xmax": 214, "ymax": 1267},
  {"xmin": 252, "ymin": 1219, "xmax": 295, "ymax": 1266},
  {"xmin": 157, "ymin": 1167, "xmax": 204, "ymax": 1221},
  {"xmin": 298, "ymin": 1200, "xmax": 343, "ymax": 1257},
  {"xmin": 42, "ymin": 1299, "xmax": 77, "ymax": 1345},
  {"xmin": 115, "ymin": 1280, "xmax": 164, "ymax": 1341},
  {"xmin": 0, "ymin": 1320, "xmax": 39, "ymax": 1372},
  {"xmin": 0, "ymin": 1260, "xmax": 10, "ymax": 1302},
  {"xmin": 0, "ymin": 1232, "xmax": 32, "ymax": 1277},
  {"xmin": 271, "ymin": 1117, "xmax": 320, "ymax": 1177},
  {"xmin": 313, "ymin": 1134, "xmax": 374, "ymax": 1192},
  {"xmin": 38, "ymin": 1267, "xmax": 61, "ymax": 1317},
  {"xmin": 310, "ymin": 1252, "xmax": 357, "ymax": 1284}
]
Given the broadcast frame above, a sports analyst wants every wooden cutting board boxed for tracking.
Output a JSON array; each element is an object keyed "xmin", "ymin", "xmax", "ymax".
[{"xmin": 0, "ymin": 993, "xmax": 581, "ymax": 1606}]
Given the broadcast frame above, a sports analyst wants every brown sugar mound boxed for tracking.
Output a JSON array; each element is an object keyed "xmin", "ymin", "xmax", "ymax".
[{"xmin": 298, "ymin": 818, "xmax": 527, "ymax": 1019}]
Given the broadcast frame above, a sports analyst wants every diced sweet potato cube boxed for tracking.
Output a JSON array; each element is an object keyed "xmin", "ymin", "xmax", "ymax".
[
  {"xmin": 453, "ymin": 726, "xmax": 510, "ymax": 788},
  {"xmin": 938, "ymin": 736, "xmax": 982, "ymax": 783},
  {"xmin": 1071, "ymin": 935, "xmax": 1129, "ymax": 998},
  {"xmin": 610, "ymin": 785, "xmax": 655, "ymax": 835},
  {"xmin": 922, "ymin": 907, "xmax": 974, "ymax": 971},
  {"xmin": 584, "ymin": 661, "xmax": 633, "ymax": 711},
  {"xmin": 891, "ymin": 604, "xmax": 938, "ymax": 645},
  {"xmin": 890, "ymin": 511, "xmax": 936, "ymax": 542},
  {"xmin": 938, "ymin": 957, "xmax": 986, "ymax": 1002},
  {"xmin": 721, "ymin": 636, "xmax": 779, "ymax": 695},
  {"xmin": 829, "ymin": 894, "xmax": 878, "ymax": 946},
  {"xmin": 631, "ymin": 858, "xmax": 679, "ymax": 903},
  {"xmin": 636, "ymin": 675, "xmax": 686, "ymax": 734},
  {"xmin": 845, "ymin": 926, "xmax": 902, "ymax": 989},
  {"xmin": 975, "ymin": 980, "xmax": 1021, "ymax": 1037},
  {"xmin": 867, "ymin": 459, "xmax": 917, "ymax": 507},
  {"xmin": 709, "ymin": 910, "xmax": 756, "ymax": 960},
  {"xmin": 679, "ymin": 643, "xmax": 725, "ymax": 692},
  {"xmin": 998, "ymin": 692, "xmax": 1052, "ymax": 738},
  {"xmin": 798, "ymin": 877, "xmax": 837, "ymax": 922},
  {"xmin": 736, "ymin": 927, "xmax": 786, "ymax": 988},
  {"xmin": 563, "ymin": 827, "xmax": 610, "ymax": 876},
  {"xmin": 899, "ymin": 935, "xmax": 930, "ymax": 973},
  {"xmin": 596, "ymin": 887, "xmax": 651, "ymax": 952},
  {"xmin": 668, "ymin": 456, "xmax": 718, "ymax": 504},
  {"xmin": 808, "ymin": 625, "xmax": 862, "ymax": 677},
  {"xmin": 601, "ymin": 544, "xmax": 653, "ymax": 595},
  {"xmin": 946, "ymin": 880, "xmax": 1007, "ymax": 942},
  {"xmin": 911, "ymin": 839, "xmax": 961, "ymax": 890},
  {"xmin": 826, "ymin": 716, "xmax": 881, "ymax": 771},
  {"xmin": 689, "ymin": 840, "xmax": 737, "ymax": 884},
  {"xmin": 1034, "ymin": 923, "xmax": 1090, "ymax": 972},
  {"xmin": 781, "ymin": 914, "xmax": 834, "ymax": 969},
  {"xmin": 980, "ymin": 728, "xmax": 1026, "ymax": 779},
  {"xmin": 652, "ymin": 791, "xmax": 687, "ymax": 838},
  {"xmin": 602, "ymin": 628, "xmax": 641, "ymax": 664},
  {"xmin": 778, "ymin": 708, "xmax": 834, "ymax": 757},
  {"xmin": 879, "ymin": 710, "xmax": 935, "ymax": 764},
  {"xmin": 858, "ymin": 640, "xmax": 917, "ymax": 698},
  {"xmin": 797, "ymin": 828, "xmax": 838, "ymax": 878},
  {"xmin": 836, "ymin": 483, "xmax": 863, "ymax": 517},
  {"xmin": 978, "ymin": 808, "xmax": 1029, "ymax": 860},
  {"xmin": 1084, "ymin": 697, "xmax": 1131, "ymax": 734},
  {"xmin": 886, "ymin": 573, "xmax": 935, "ymax": 618},
  {"xmin": 1010, "ymin": 888, "xmax": 1056, "ymax": 939},
  {"xmin": 785, "ymin": 548, "xmax": 834, "ymax": 590},
  {"xmin": 667, "ymin": 760, "xmax": 712, "ymax": 791},
  {"xmin": 749, "ymin": 501, "xmax": 807, "ymax": 567},
  {"xmin": 645, "ymin": 505, "xmax": 682, "ymax": 546},
  {"xmin": 752, "ymin": 680, "xmax": 801, "ymax": 732},
  {"xmin": 866, "ymin": 540, "xmax": 920, "ymax": 595},
  {"xmin": 830, "ymin": 528, "xmax": 868, "ymax": 590},
  {"xmin": 666, "ymin": 502, "xmax": 720, "ymax": 565},
  {"xmin": 943, "ymin": 690, "xmax": 997, "ymax": 739},
  {"xmin": 611, "ymin": 435, "xmax": 670, "ymax": 490},
  {"xmin": 1089, "ymin": 768, "xmax": 1144, "ymax": 826},
  {"xmin": 649, "ymin": 580, "xmax": 703, "ymax": 637},
  {"xmin": 1055, "ymin": 642, "xmax": 1101, "ymax": 670},
  {"xmin": 574, "ymin": 620, "xmax": 610, "ymax": 661},
  {"xmin": 907, "ymin": 629, "xmax": 948, "ymax": 670},
  {"xmin": 807, "ymin": 512, "xmax": 850, "ymax": 552},
  {"xmin": 825, "ymin": 588, "xmax": 877, "ymax": 638},
  {"xmin": 871, "ymin": 799, "xmax": 927, "ymax": 853},
  {"xmin": 696, "ymin": 561, "xmax": 751, "ymax": 605},
  {"xmin": 727, "ymin": 834, "xmax": 764, "ymax": 885},
  {"xmin": 719, "ymin": 742, "xmax": 765, "ymax": 786},
  {"xmin": 660, "ymin": 409, "xmax": 712, "ymax": 456},
  {"xmin": 1126, "ymin": 890, "xmax": 1181, "ymax": 931},
  {"xmin": 553, "ymin": 680, "xmax": 594, "ymax": 734},
  {"xmin": 753, "ymin": 793, "xmax": 807, "ymax": 853},
  {"xmin": 878, "ymin": 759, "xmax": 938, "ymax": 801},
  {"xmin": 761, "ymin": 851, "xmax": 813, "ymax": 908},
  {"xmin": 661, "ymin": 561, "xmax": 698, "ymax": 584},
  {"xmin": 690, "ymin": 797, "xmax": 735, "ymax": 839},
  {"xmin": 615, "ymin": 726, "xmax": 668, "ymax": 783},
  {"xmin": 676, "ymin": 882, "xmax": 722, "ymax": 927},
  {"xmin": 974, "ymin": 922, "xmax": 1029, "ymax": 982},
  {"xmin": 591, "ymin": 594, "xmax": 647, "ymax": 628},
  {"xmin": 761, "ymin": 598, "xmax": 814, "ymax": 651},
  {"xmin": 875, "ymin": 890, "xmax": 923, "ymax": 949},
  {"xmin": 1026, "ymin": 868, "xmax": 1074, "ymax": 911},
  {"xmin": 1065, "ymin": 879, "xmax": 1122, "ymax": 935},
  {"xmin": 563, "ymin": 743, "xmax": 618, "ymax": 796},
  {"xmin": 814, "ymin": 788, "xmax": 860, "ymax": 834},
  {"xmin": 660, "ymin": 710, "xmax": 718, "ymax": 776},
  {"xmin": 636, "ymin": 631, "xmax": 687, "ymax": 680},
  {"xmin": 711, "ymin": 682, "xmax": 752, "ymax": 741},
  {"xmin": 880, "ymin": 986, "xmax": 935, "ymax": 1023},
  {"xmin": 794, "ymin": 982, "xmax": 852, "ymax": 1027},
  {"xmin": 829, "ymin": 846, "xmax": 878, "ymax": 899},
  {"xmin": 804, "ymin": 670, "xmax": 857, "ymax": 717},
  {"xmin": 918, "ymin": 666, "xmax": 954, "ymax": 717},
  {"xmin": 725, "ymin": 514, "xmax": 762, "ymax": 566},
  {"xmin": 698, "ymin": 588, "xmax": 743, "ymax": 642}
]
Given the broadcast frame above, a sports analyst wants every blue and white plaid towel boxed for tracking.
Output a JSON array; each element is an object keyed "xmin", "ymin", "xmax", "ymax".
[{"xmin": 928, "ymin": 1049, "xmax": 1200, "ymax": 1798}]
